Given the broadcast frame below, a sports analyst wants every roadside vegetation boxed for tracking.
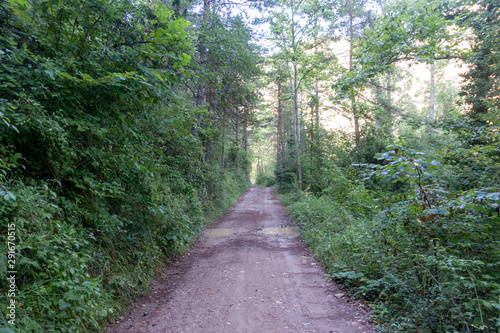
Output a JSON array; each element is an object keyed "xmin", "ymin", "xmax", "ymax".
[
  {"xmin": 0, "ymin": 0, "xmax": 258, "ymax": 331},
  {"xmin": 279, "ymin": 127, "xmax": 499, "ymax": 331},
  {"xmin": 264, "ymin": 0, "xmax": 500, "ymax": 331},
  {"xmin": 1, "ymin": 0, "xmax": 499, "ymax": 331}
]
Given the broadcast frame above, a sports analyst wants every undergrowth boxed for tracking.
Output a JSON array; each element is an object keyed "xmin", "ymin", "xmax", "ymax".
[
  {"xmin": 279, "ymin": 133, "xmax": 500, "ymax": 332},
  {"xmin": 0, "ymin": 172, "xmax": 246, "ymax": 332},
  {"xmin": 0, "ymin": 0, "xmax": 250, "ymax": 331}
]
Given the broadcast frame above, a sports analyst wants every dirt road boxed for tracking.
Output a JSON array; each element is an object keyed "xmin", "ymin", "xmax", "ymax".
[{"xmin": 108, "ymin": 187, "xmax": 375, "ymax": 333}]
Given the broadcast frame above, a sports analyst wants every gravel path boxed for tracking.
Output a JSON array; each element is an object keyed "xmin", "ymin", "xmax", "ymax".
[{"xmin": 107, "ymin": 187, "xmax": 376, "ymax": 333}]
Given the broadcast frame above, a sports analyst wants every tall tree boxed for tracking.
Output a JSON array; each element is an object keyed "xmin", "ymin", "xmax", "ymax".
[
  {"xmin": 268, "ymin": 0, "xmax": 331, "ymax": 189},
  {"xmin": 331, "ymin": 0, "xmax": 465, "ymax": 129},
  {"xmin": 459, "ymin": 0, "xmax": 500, "ymax": 118},
  {"xmin": 328, "ymin": 0, "xmax": 376, "ymax": 149},
  {"xmin": 429, "ymin": 63, "xmax": 436, "ymax": 122}
]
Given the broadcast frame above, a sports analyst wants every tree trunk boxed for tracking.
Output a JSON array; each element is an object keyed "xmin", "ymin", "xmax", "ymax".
[
  {"xmin": 221, "ymin": 109, "xmax": 225, "ymax": 171},
  {"xmin": 429, "ymin": 63, "xmax": 436, "ymax": 122},
  {"xmin": 243, "ymin": 105, "xmax": 248, "ymax": 152},
  {"xmin": 293, "ymin": 62, "xmax": 302, "ymax": 189},
  {"xmin": 291, "ymin": 2, "xmax": 303, "ymax": 190},
  {"xmin": 310, "ymin": 98, "xmax": 314, "ymax": 168},
  {"xmin": 192, "ymin": 89, "xmax": 204, "ymax": 136},
  {"xmin": 386, "ymin": 71, "xmax": 393, "ymax": 136},
  {"xmin": 353, "ymin": 113, "xmax": 360, "ymax": 149},
  {"xmin": 315, "ymin": 80, "xmax": 319, "ymax": 144},
  {"xmin": 192, "ymin": 0, "xmax": 212, "ymax": 137},
  {"xmin": 349, "ymin": 11, "xmax": 361, "ymax": 150},
  {"xmin": 314, "ymin": 73, "xmax": 320, "ymax": 169},
  {"xmin": 235, "ymin": 108, "xmax": 239, "ymax": 143},
  {"xmin": 257, "ymin": 154, "xmax": 261, "ymax": 177},
  {"xmin": 277, "ymin": 79, "xmax": 283, "ymax": 184},
  {"xmin": 235, "ymin": 108, "xmax": 239, "ymax": 169}
]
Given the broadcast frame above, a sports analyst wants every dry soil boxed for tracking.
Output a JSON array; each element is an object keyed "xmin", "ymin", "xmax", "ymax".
[{"xmin": 107, "ymin": 187, "xmax": 376, "ymax": 333}]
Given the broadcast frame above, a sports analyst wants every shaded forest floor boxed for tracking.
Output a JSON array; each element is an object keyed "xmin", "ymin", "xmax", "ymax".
[{"xmin": 106, "ymin": 187, "xmax": 375, "ymax": 333}]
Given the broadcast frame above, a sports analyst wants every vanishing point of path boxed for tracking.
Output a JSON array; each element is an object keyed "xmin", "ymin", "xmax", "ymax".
[{"xmin": 107, "ymin": 187, "xmax": 376, "ymax": 333}]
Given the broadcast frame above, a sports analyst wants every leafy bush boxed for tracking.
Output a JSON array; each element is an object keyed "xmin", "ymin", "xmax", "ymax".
[
  {"xmin": 281, "ymin": 133, "xmax": 500, "ymax": 332},
  {"xmin": 255, "ymin": 173, "xmax": 276, "ymax": 187},
  {"xmin": 275, "ymin": 170, "xmax": 298, "ymax": 193}
]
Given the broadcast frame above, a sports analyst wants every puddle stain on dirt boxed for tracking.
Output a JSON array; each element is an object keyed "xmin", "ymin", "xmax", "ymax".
[
  {"xmin": 203, "ymin": 228, "xmax": 235, "ymax": 239},
  {"xmin": 261, "ymin": 227, "xmax": 299, "ymax": 237}
]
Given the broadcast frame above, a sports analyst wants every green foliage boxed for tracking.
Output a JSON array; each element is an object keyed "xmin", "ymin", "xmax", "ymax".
[
  {"xmin": 0, "ymin": 0, "xmax": 254, "ymax": 331},
  {"xmin": 440, "ymin": 112, "xmax": 500, "ymax": 191},
  {"xmin": 0, "ymin": 184, "xmax": 116, "ymax": 331},
  {"xmin": 275, "ymin": 170, "xmax": 298, "ymax": 193},
  {"xmin": 458, "ymin": 0, "xmax": 500, "ymax": 116},
  {"xmin": 282, "ymin": 131, "xmax": 500, "ymax": 332},
  {"xmin": 361, "ymin": 139, "xmax": 499, "ymax": 332},
  {"xmin": 320, "ymin": 124, "xmax": 390, "ymax": 174},
  {"xmin": 255, "ymin": 173, "xmax": 276, "ymax": 187},
  {"xmin": 331, "ymin": 0, "xmax": 465, "ymax": 101},
  {"xmin": 270, "ymin": 0, "xmax": 500, "ymax": 331}
]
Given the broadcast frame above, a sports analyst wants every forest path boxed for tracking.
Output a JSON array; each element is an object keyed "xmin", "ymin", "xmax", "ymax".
[{"xmin": 107, "ymin": 187, "xmax": 375, "ymax": 333}]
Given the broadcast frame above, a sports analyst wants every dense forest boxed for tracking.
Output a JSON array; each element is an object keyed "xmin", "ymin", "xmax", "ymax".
[{"xmin": 0, "ymin": 0, "xmax": 498, "ymax": 332}]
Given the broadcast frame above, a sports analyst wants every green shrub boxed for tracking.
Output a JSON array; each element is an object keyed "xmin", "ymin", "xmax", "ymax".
[
  {"xmin": 255, "ymin": 173, "xmax": 276, "ymax": 187},
  {"xmin": 281, "ymin": 137, "xmax": 500, "ymax": 332},
  {"xmin": 275, "ymin": 170, "xmax": 298, "ymax": 193}
]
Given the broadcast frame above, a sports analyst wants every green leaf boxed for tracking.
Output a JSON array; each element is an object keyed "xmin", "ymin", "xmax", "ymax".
[
  {"xmin": 0, "ymin": 328, "xmax": 16, "ymax": 333},
  {"xmin": 485, "ymin": 193, "xmax": 500, "ymax": 201},
  {"xmin": 58, "ymin": 300, "xmax": 71, "ymax": 310},
  {"xmin": 66, "ymin": 293, "xmax": 82, "ymax": 301}
]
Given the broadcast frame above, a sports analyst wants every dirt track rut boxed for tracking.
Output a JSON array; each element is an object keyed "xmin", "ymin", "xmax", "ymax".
[{"xmin": 107, "ymin": 187, "xmax": 376, "ymax": 333}]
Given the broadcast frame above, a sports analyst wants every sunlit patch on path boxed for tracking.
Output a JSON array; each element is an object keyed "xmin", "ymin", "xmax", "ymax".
[
  {"xmin": 202, "ymin": 228, "xmax": 235, "ymax": 238},
  {"xmin": 264, "ymin": 200, "xmax": 279, "ymax": 203},
  {"xmin": 261, "ymin": 226, "xmax": 299, "ymax": 237}
]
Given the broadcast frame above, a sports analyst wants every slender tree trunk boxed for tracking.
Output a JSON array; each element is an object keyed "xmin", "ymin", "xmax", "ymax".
[
  {"xmin": 353, "ymin": 110, "xmax": 360, "ymax": 148},
  {"xmin": 235, "ymin": 109, "xmax": 239, "ymax": 143},
  {"xmin": 310, "ymin": 100, "xmax": 314, "ymax": 168},
  {"xmin": 429, "ymin": 63, "xmax": 436, "ymax": 122},
  {"xmin": 221, "ymin": 109, "xmax": 225, "ymax": 171},
  {"xmin": 315, "ymin": 80, "xmax": 319, "ymax": 144},
  {"xmin": 314, "ymin": 38, "xmax": 320, "ymax": 148},
  {"xmin": 293, "ymin": 62, "xmax": 302, "ymax": 189},
  {"xmin": 277, "ymin": 79, "xmax": 283, "ymax": 183},
  {"xmin": 314, "ymin": 71, "xmax": 320, "ymax": 169},
  {"xmin": 192, "ymin": 90, "xmax": 204, "ymax": 136},
  {"xmin": 291, "ymin": 1, "xmax": 302, "ymax": 189},
  {"xmin": 235, "ymin": 108, "xmax": 239, "ymax": 169},
  {"xmin": 243, "ymin": 105, "xmax": 248, "ymax": 152},
  {"xmin": 259, "ymin": 145, "xmax": 265, "ymax": 175},
  {"xmin": 257, "ymin": 154, "xmax": 261, "ymax": 177},
  {"xmin": 192, "ymin": 0, "xmax": 211, "ymax": 137},
  {"xmin": 349, "ymin": 10, "xmax": 361, "ymax": 150},
  {"xmin": 386, "ymin": 71, "xmax": 393, "ymax": 136}
]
